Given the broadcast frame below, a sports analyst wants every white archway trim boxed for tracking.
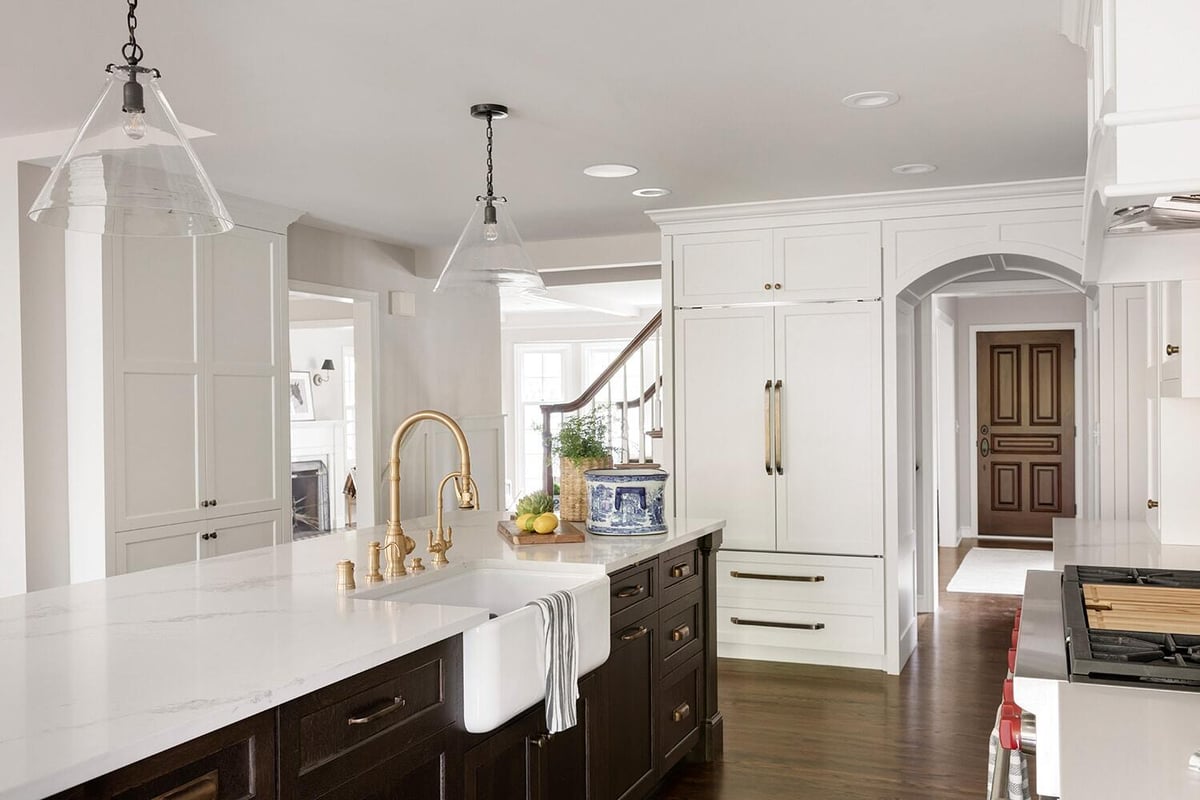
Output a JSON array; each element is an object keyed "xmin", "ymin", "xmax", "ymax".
[{"xmin": 966, "ymin": 322, "xmax": 1085, "ymax": 540}]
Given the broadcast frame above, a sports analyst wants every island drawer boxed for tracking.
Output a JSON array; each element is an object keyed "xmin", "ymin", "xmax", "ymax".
[
  {"xmin": 278, "ymin": 637, "xmax": 461, "ymax": 798},
  {"xmin": 718, "ymin": 551, "xmax": 884, "ymax": 608},
  {"xmin": 659, "ymin": 544, "xmax": 701, "ymax": 605},
  {"xmin": 716, "ymin": 602, "xmax": 884, "ymax": 655},
  {"xmin": 609, "ymin": 559, "xmax": 657, "ymax": 629},
  {"xmin": 658, "ymin": 652, "xmax": 703, "ymax": 773},
  {"xmin": 660, "ymin": 590, "xmax": 703, "ymax": 675}
]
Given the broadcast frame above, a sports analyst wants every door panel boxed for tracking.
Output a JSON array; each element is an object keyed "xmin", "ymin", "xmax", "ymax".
[
  {"xmin": 209, "ymin": 373, "xmax": 279, "ymax": 514},
  {"xmin": 117, "ymin": 238, "xmax": 199, "ymax": 364},
  {"xmin": 116, "ymin": 523, "xmax": 201, "ymax": 573},
  {"xmin": 977, "ymin": 330, "xmax": 1075, "ymax": 537},
  {"xmin": 775, "ymin": 303, "xmax": 883, "ymax": 556},
  {"xmin": 209, "ymin": 230, "xmax": 278, "ymax": 368},
  {"xmin": 773, "ymin": 221, "xmax": 881, "ymax": 302},
  {"xmin": 672, "ymin": 230, "xmax": 773, "ymax": 307},
  {"xmin": 207, "ymin": 511, "xmax": 279, "ymax": 558},
  {"xmin": 675, "ymin": 308, "xmax": 776, "ymax": 551}
]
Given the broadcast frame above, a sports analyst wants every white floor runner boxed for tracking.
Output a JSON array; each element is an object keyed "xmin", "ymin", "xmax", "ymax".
[{"xmin": 946, "ymin": 547, "xmax": 1054, "ymax": 595}]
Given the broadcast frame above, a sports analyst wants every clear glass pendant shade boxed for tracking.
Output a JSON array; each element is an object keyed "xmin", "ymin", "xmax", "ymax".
[
  {"xmin": 28, "ymin": 66, "xmax": 232, "ymax": 236},
  {"xmin": 434, "ymin": 199, "xmax": 546, "ymax": 296}
]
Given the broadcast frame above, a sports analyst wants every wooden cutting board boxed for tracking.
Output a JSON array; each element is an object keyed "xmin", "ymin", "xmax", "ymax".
[
  {"xmin": 1084, "ymin": 584, "xmax": 1200, "ymax": 635},
  {"xmin": 497, "ymin": 519, "xmax": 586, "ymax": 546}
]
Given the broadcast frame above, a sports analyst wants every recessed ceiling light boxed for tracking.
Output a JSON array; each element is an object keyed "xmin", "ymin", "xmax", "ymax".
[
  {"xmin": 892, "ymin": 163, "xmax": 938, "ymax": 175},
  {"xmin": 632, "ymin": 187, "xmax": 672, "ymax": 198},
  {"xmin": 584, "ymin": 163, "xmax": 639, "ymax": 178},
  {"xmin": 841, "ymin": 90, "xmax": 900, "ymax": 109}
]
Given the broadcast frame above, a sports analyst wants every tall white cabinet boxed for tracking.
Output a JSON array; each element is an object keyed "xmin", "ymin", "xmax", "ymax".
[
  {"xmin": 68, "ymin": 223, "xmax": 289, "ymax": 578},
  {"xmin": 665, "ymin": 220, "xmax": 886, "ymax": 669}
]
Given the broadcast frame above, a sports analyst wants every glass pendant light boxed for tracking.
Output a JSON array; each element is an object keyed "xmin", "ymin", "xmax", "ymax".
[
  {"xmin": 28, "ymin": 0, "xmax": 232, "ymax": 236},
  {"xmin": 435, "ymin": 104, "xmax": 546, "ymax": 296}
]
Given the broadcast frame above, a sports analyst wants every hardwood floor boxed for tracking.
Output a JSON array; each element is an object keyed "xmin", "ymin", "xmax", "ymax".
[{"xmin": 656, "ymin": 542, "xmax": 1019, "ymax": 799}]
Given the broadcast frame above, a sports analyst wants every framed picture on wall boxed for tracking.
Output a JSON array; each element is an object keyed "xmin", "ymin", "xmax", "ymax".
[{"xmin": 289, "ymin": 371, "xmax": 315, "ymax": 421}]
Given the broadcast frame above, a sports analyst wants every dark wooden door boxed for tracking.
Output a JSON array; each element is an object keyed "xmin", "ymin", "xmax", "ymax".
[
  {"xmin": 602, "ymin": 614, "xmax": 659, "ymax": 800},
  {"xmin": 977, "ymin": 330, "xmax": 1075, "ymax": 537}
]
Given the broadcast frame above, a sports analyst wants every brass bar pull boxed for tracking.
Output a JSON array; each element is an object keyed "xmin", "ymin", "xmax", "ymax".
[
  {"xmin": 671, "ymin": 624, "xmax": 691, "ymax": 642},
  {"xmin": 764, "ymin": 380, "xmax": 774, "ymax": 476},
  {"xmin": 615, "ymin": 584, "xmax": 644, "ymax": 599},
  {"xmin": 347, "ymin": 695, "xmax": 405, "ymax": 725},
  {"xmin": 672, "ymin": 702, "xmax": 691, "ymax": 723},
  {"xmin": 620, "ymin": 625, "xmax": 649, "ymax": 641},
  {"xmin": 1148, "ymin": 499, "xmax": 1160, "ymax": 509},
  {"xmin": 730, "ymin": 570, "xmax": 825, "ymax": 582},
  {"xmin": 1167, "ymin": 344, "xmax": 1181, "ymax": 356},
  {"xmin": 731, "ymin": 617, "xmax": 825, "ymax": 631},
  {"xmin": 670, "ymin": 563, "xmax": 691, "ymax": 579},
  {"xmin": 773, "ymin": 379, "xmax": 783, "ymax": 475},
  {"xmin": 153, "ymin": 773, "xmax": 218, "ymax": 800}
]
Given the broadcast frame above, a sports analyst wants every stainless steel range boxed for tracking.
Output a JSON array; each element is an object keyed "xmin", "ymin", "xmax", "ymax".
[{"xmin": 1012, "ymin": 567, "xmax": 1200, "ymax": 799}]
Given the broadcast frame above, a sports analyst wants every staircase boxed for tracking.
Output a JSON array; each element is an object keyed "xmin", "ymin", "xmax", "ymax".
[{"xmin": 539, "ymin": 311, "xmax": 663, "ymax": 494}]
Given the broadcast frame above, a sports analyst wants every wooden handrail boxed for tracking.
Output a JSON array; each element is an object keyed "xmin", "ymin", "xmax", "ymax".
[
  {"xmin": 539, "ymin": 311, "xmax": 662, "ymax": 493},
  {"xmin": 539, "ymin": 311, "xmax": 662, "ymax": 416}
]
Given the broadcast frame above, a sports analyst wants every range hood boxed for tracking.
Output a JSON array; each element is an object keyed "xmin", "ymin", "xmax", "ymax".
[{"xmin": 1070, "ymin": 0, "xmax": 1200, "ymax": 282}]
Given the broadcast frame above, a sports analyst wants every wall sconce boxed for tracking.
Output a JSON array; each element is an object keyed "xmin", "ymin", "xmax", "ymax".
[{"xmin": 312, "ymin": 359, "xmax": 335, "ymax": 385}]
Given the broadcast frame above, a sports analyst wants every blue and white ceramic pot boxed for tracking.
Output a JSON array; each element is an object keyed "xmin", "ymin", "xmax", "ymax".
[{"xmin": 584, "ymin": 468, "xmax": 669, "ymax": 536}]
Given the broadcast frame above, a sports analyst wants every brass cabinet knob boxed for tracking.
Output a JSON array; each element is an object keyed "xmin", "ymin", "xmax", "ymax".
[
  {"xmin": 774, "ymin": 282, "xmax": 782, "ymax": 290},
  {"xmin": 1167, "ymin": 344, "xmax": 1181, "ymax": 356},
  {"xmin": 763, "ymin": 283, "xmax": 771, "ymax": 290},
  {"xmin": 1148, "ymin": 499, "xmax": 1160, "ymax": 509}
]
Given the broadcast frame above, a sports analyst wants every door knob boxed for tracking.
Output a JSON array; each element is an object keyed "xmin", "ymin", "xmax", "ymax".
[
  {"xmin": 1148, "ymin": 499, "xmax": 1160, "ymax": 509},
  {"xmin": 763, "ymin": 283, "xmax": 772, "ymax": 290},
  {"xmin": 774, "ymin": 282, "xmax": 782, "ymax": 290},
  {"xmin": 1167, "ymin": 344, "xmax": 1181, "ymax": 356}
]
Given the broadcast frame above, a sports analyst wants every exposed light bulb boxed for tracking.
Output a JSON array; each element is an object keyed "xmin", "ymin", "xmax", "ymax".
[
  {"xmin": 123, "ymin": 111, "xmax": 146, "ymax": 140},
  {"xmin": 483, "ymin": 222, "xmax": 499, "ymax": 242}
]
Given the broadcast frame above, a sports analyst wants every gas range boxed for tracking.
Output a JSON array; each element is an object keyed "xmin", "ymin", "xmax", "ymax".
[{"xmin": 1012, "ymin": 568, "xmax": 1200, "ymax": 799}]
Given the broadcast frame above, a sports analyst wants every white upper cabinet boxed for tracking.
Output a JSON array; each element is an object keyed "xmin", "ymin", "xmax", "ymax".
[
  {"xmin": 774, "ymin": 303, "xmax": 883, "ymax": 556},
  {"xmin": 773, "ymin": 222, "xmax": 881, "ymax": 302},
  {"xmin": 1156, "ymin": 281, "xmax": 1200, "ymax": 398},
  {"xmin": 673, "ymin": 223, "xmax": 881, "ymax": 307},
  {"xmin": 673, "ymin": 230, "xmax": 773, "ymax": 307},
  {"xmin": 674, "ymin": 306, "xmax": 777, "ymax": 551}
]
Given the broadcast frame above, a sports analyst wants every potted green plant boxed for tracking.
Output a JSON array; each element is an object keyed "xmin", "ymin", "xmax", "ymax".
[{"xmin": 551, "ymin": 408, "xmax": 614, "ymax": 521}]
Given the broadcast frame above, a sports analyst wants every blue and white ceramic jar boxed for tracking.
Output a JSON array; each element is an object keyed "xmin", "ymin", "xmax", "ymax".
[{"xmin": 584, "ymin": 468, "xmax": 669, "ymax": 536}]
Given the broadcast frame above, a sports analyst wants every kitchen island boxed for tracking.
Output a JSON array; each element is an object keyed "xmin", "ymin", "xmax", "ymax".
[
  {"xmin": 0, "ymin": 513, "xmax": 724, "ymax": 800},
  {"xmin": 1052, "ymin": 517, "xmax": 1200, "ymax": 569}
]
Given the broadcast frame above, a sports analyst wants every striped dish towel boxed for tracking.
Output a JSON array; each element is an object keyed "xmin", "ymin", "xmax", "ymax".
[
  {"xmin": 986, "ymin": 705, "xmax": 1030, "ymax": 800},
  {"xmin": 528, "ymin": 589, "xmax": 580, "ymax": 734}
]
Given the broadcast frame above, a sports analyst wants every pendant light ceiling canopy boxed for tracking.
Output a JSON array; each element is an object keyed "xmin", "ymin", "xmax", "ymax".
[
  {"xmin": 28, "ymin": 0, "xmax": 232, "ymax": 237},
  {"xmin": 434, "ymin": 103, "xmax": 546, "ymax": 297}
]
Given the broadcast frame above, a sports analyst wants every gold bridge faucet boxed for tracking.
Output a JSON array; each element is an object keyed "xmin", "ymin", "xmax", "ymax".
[{"xmin": 382, "ymin": 410, "xmax": 479, "ymax": 576}]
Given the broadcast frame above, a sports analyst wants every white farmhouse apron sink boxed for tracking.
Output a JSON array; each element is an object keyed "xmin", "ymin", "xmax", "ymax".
[{"xmin": 356, "ymin": 564, "xmax": 610, "ymax": 733}]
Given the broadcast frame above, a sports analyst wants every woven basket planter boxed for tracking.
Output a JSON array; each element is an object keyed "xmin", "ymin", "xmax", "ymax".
[{"xmin": 559, "ymin": 455, "xmax": 612, "ymax": 521}]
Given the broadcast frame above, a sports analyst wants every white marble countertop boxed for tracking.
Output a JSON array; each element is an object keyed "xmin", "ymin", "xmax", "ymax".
[
  {"xmin": 0, "ymin": 513, "xmax": 723, "ymax": 800},
  {"xmin": 1053, "ymin": 517, "xmax": 1200, "ymax": 570}
]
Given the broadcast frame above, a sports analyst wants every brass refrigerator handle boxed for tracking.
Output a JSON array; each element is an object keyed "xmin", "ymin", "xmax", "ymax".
[
  {"xmin": 773, "ymin": 379, "xmax": 783, "ymax": 475},
  {"xmin": 764, "ymin": 380, "xmax": 774, "ymax": 476}
]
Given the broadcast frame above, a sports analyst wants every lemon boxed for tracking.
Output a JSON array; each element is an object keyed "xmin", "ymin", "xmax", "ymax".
[
  {"xmin": 533, "ymin": 513, "xmax": 559, "ymax": 534},
  {"xmin": 515, "ymin": 513, "xmax": 536, "ymax": 532}
]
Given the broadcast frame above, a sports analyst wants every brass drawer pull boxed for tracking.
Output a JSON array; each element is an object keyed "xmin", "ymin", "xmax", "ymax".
[
  {"xmin": 153, "ymin": 772, "xmax": 218, "ymax": 800},
  {"xmin": 615, "ymin": 584, "xmax": 645, "ymax": 599},
  {"xmin": 347, "ymin": 695, "xmax": 406, "ymax": 725},
  {"xmin": 670, "ymin": 562, "xmax": 692, "ymax": 579},
  {"xmin": 730, "ymin": 570, "xmax": 825, "ymax": 582},
  {"xmin": 670, "ymin": 624, "xmax": 691, "ymax": 642},
  {"xmin": 672, "ymin": 702, "xmax": 691, "ymax": 723},
  {"xmin": 731, "ymin": 616, "xmax": 825, "ymax": 631},
  {"xmin": 620, "ymin": 625, "xmax": 650, "ymax": 641}
]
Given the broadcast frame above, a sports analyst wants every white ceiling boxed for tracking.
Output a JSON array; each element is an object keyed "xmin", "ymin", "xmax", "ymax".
[{"xmin": 3, "ymin": 2, "xmax": 1086, "ymax": 248}]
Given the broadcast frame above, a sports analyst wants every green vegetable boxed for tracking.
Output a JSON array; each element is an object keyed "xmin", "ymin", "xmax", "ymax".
[{"xmin": 516, "ymin": 491, "xmax": 555, "ymax": 516}]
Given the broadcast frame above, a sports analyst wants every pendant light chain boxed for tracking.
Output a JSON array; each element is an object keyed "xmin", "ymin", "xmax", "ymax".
[
  {"xmin": 122, "ymin": 0, "xmax": 143, "ymax": 66},
  {"xmin": 485, "ymin": 111, "xmax": 495, "ymax": 200}
]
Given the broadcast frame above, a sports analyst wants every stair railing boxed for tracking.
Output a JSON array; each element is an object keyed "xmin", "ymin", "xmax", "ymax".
[{"xmin": 539, "ymin": 311, "xmax": 663, "ymax": 494}]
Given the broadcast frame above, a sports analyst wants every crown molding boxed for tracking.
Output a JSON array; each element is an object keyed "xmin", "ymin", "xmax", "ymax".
[{"xmin": 645, "ymin": 177, "xmax": 1085, "ymax": 228}]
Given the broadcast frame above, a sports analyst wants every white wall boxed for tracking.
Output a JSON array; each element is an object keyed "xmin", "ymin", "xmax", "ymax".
[
  {"xmin": 289, "ymin": 325, "xmax": 354, "ymax": 421},
  {"xmin": 287, "ymin": 223, "xmax": 502, "ymax": 521},
  {"xmin": 952, "ymin": 292, "xmax": 1089, "ymax": 531}
]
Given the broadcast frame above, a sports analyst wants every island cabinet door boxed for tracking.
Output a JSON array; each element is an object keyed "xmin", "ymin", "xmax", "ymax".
[
  {"xmin": 302, "ymin": 727, "xmax": 459, "ymax": 800},
  {"xmin": 601, "ymin": 612, "xmax": 660, "ymax": 800}
]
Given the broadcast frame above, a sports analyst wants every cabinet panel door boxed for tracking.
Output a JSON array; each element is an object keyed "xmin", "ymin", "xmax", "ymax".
[
  {"xmin": 206, "ymin": 511, "xmax": 278, "ymax": 558},
  {"xmin": 116, "ymin": 238, "xmax": 199, "ymax": 364},
  {"xmin": 464, "ymin": 708, "xmax": 541, "ymax": 800},
  {"xmin": 773, "ymin": 221, "xmax": 881, "ymax": 301},
  {"xmin": 775, "ymin": 303, "xmax": 883, "ymax": 556},
  {"xmin": 118, "ymin": 372, "xmax": 205, "ymax": 528},
  {"xmin": 537, "ymin": 673, "xmax": 602, "ymax": 800},
  {"xmin": 208, "ymin": 373, "xmax": 280, "ymax": 515},
  {"xmin": 672, "ymin": 230, "xmax": 773, "ymax": 306},
  {"xmin": 208, "ymin": 228, "xmax": 280, "ymax": 368},
  {"xmin": 116, "ymin": 522, "xmax": 201, "ymax": 574},
  {"xmin": 674, "ymin": 308, "xmax": 776, "ymax": 551},
  {"xmin": 604, "ymin": 615, "xmax": 658, "ymax": 800}
]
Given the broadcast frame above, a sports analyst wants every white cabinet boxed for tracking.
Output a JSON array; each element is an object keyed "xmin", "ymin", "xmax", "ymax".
[
  {"xmin": 116, "ymin": 510, "xmax": 283, "ymax": 574},
  {"xmin": 674, "ymin": 307, "xmax": 776, "ymax": 550},
  {"xmin": 672, "ymin": 223, "xmax": 881, "ymax": 307},
  {"xmin": 209, "ymin": 511, "xmax": 281, "ymax": 558},
  {"xmin": 774, "ymin": 303, "xmax": 883, "ymax": 556},
  {"xmin": 674, "ymin": 303, "xmax": 883, "ymax": 557},
  {"xmin": 1156, "ymin": 281, "xmax": 1200, "ymax": 397}
]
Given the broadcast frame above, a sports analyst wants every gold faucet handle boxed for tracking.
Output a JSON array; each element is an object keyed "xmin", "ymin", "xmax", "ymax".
[
  {"xmin": 365, "ymin": 542, "xmax": 383, "ymax": 583},
  {"xmin": 445, "ymin": 526, "xmax": 454, "ymax": 548}
]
